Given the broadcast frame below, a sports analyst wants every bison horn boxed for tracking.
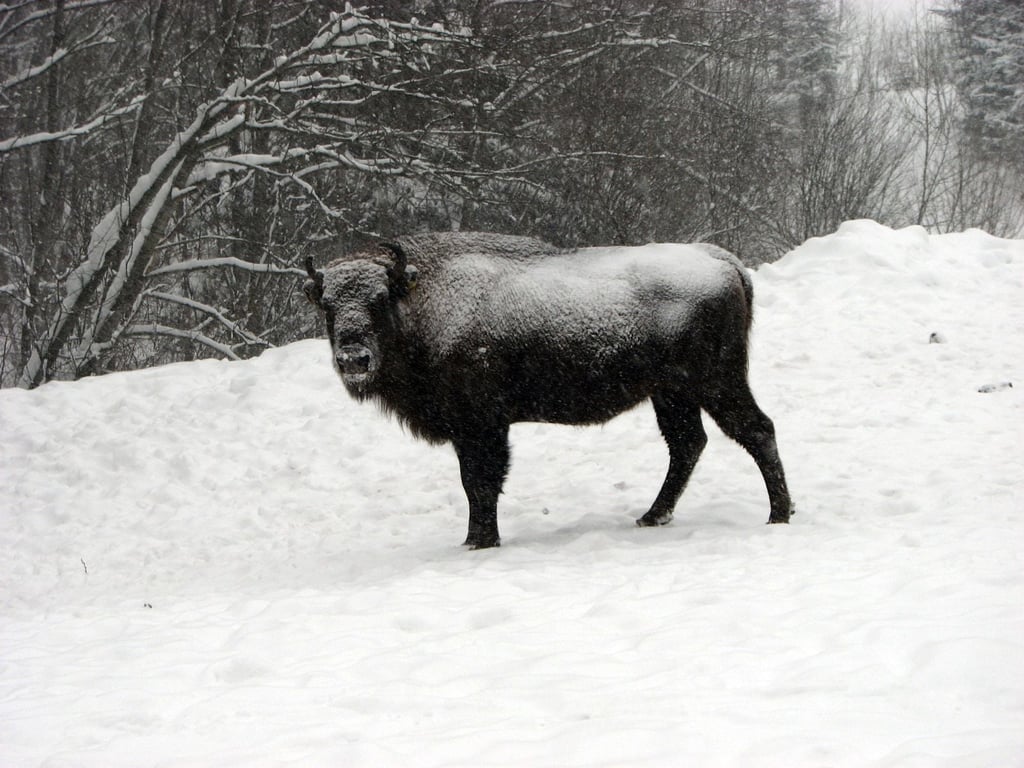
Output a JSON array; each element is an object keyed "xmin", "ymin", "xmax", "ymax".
[
  {"xmin": 379, "ymin": 241, "xmax": 417, "ymax": 296},
  {"xmin": 379, "ymin": 241, "xmax": 406, "ymax": 274},
  {"xmin": 303, "ymin": 255, "xmax": 324, "ymax": 305}
]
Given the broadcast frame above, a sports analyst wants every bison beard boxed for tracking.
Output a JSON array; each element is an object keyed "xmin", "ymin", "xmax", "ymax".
[{"xmin": 304, "ymin": 232, "xmax": 793, "ymax": 549}]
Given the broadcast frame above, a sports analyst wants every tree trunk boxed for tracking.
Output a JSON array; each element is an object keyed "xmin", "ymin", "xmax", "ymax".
[{"xmin": 18, "ymin": 0, "xmax": 65, "ymax": 376}]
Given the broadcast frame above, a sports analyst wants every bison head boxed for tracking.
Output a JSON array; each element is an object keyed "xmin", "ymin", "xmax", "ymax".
[{"xmin": 304, "ymin": 243, "xmax": 417, "ymax": 394}]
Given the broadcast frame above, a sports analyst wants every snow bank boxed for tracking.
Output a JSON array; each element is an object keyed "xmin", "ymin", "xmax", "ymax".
[{"xmin": 1, "ymin": 220, "xmax": 1022, "ymax": 767}]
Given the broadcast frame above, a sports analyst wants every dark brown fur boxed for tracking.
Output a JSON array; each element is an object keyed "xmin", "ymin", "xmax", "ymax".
[{"xmin": 305, "ymin": 232, "xmax": 792, "ymax": 548}]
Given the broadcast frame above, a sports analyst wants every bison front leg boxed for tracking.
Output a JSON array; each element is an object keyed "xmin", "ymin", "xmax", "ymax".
[
  {"xmin": 453, "ymin": 426, "xmax": 510, "ymax": 549},
  {"xmin": 638, "ymin": 393, "xmax": 707, "ymax": 527}
]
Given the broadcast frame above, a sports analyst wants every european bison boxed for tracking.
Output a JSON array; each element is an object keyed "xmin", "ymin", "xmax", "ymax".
[{"xmin": 304, "ymin": 232, "xmax": 792, "ymax": 548}]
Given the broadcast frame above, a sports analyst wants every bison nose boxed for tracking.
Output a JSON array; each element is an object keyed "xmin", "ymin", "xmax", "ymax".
[{"xmin": 336, "ymin": 344, "xmax": 373, "ymax": 375}]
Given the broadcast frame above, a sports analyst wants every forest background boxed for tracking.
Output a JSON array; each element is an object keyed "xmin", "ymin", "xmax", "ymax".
[{"xmin": 1, "ymin": 0, "xmax": 1021, "ymax": 388}]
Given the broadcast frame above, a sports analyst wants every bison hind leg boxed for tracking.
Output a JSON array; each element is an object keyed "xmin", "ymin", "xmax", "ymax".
[
  {"xmin": 637, "ymin": 392, "xmax": 707, "ymax": 527},
  {"xmin": 703, "ymin": 381, "xmax": 793, "ymax": 525}
]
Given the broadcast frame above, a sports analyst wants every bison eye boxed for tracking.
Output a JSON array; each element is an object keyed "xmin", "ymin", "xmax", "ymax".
[{"xmin": 371, "ymin": 287, "xmax": 390, "ymax": 308}]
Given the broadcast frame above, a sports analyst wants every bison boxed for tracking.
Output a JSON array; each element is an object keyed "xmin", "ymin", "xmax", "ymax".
[{"xmin": 304, "ymin": 232, "xmax": 792, "ymax": 548}]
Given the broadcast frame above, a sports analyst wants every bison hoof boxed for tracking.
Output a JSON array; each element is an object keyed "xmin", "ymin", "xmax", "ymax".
[
  {"xmin": 636, "ymin": 510, "xmax": 673, "ymax": 527},
  {"xmin": 767, "ymin": 507, "xmax": 794, "ymax": 524},
  {"xmin": 464, "ymin": 537, "xmax": 501, "ymax": 550}
]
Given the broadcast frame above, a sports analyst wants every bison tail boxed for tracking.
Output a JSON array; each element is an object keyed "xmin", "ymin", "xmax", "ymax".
[
  {"xmin": 698, "ymin": 244, "xmax": 755, "ymax": 332},
  {"xmin": 737, "ymin": 262, "xmax": 754, "ymax": 332}
]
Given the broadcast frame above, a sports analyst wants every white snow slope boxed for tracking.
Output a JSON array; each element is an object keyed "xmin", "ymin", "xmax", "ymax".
[{"xmin": 2, "ymin": 220, "xmax": 1022, "ymax": 768}]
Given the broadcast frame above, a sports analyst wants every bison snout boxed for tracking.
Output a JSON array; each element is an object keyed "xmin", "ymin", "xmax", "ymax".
[{"xmin": 335, "ymin": 344, "xmax": 374, "ymax": 375}]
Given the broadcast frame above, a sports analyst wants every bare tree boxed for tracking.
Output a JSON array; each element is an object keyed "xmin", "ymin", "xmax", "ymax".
[
  {"xmin": 879, "ymin": 5, "xmax": 1024, "ymax": 235},
  {"xmin": 3, "ymin": 4, "xmax": 534, "ymax": 385},
  {"xmin": 6, "ymin": 0, "xmax": 1013, "ymax": 388},
  {"xmin": 7, "ymin": 1, "xmax": 779, "ymax": 386}
]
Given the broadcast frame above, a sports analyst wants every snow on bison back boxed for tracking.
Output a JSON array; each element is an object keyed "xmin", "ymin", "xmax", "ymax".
[{"xmin": 303, "ymin": 232, "xmax": 793, "ymax": 549}]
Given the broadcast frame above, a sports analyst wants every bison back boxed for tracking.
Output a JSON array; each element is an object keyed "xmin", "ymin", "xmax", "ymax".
[{"xmin": 399, "ymin": 243, "xmax": 751, "ymax": 424}]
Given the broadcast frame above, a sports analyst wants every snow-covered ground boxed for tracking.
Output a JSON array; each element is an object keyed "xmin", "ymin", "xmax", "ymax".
[{"xmin": 2, "ymin": 220, "xmax": 1022, "ymax": 767}]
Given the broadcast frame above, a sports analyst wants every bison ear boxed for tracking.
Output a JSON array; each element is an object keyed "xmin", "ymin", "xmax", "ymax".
[
  {"xmin": 404, "ymin": 264, "xmax": 419, "ymax": 291},
  {"xmin": 303, "ymin": 279, "xmax": 322, "ymax": 306},
  {"xmin": 379, "ymin": 241, "xmax": 418, "ymax": 298},
  {"xmin": 303, "ymin": 256, "xmax": 324, "ymax": 307}
]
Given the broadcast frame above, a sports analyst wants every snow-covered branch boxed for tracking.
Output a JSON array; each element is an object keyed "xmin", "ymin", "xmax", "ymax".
[
  {"xmin": 0, "ymin": 0, "xmax": 121, "ymax": 44},
  {"xmin": 146, "ymin": 291, "xmax": 269, "ymax": 349},
  {"xmin": 0, "ymin": 93, "xmax": 146, "ymax": 153},
  {"xmin": 17, "ymin": 94, "xmax": 230, "ymax": 387},
  {"xmin": 121, "ymin": 324, "xmax": 241, "ymax": 360},
  {"xmin": 8, "ymin": 1, "xmax": 868, "ymax": 388},
  {"xmin": 1, "ymin": 23, "xmax": 112, "ymax": 90},
  {"xmin": 1, "ymin": 44, "xmax": 71, "ymax": 90},
  {"xmin": 147, "ymin": 257, "xmax": 303, "ymax": 278}
]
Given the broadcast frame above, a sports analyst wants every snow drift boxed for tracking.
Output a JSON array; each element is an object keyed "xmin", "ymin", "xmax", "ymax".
[{"xmin": 1, "ymin": 220, "xmax": 1022, "ymax": 767}]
